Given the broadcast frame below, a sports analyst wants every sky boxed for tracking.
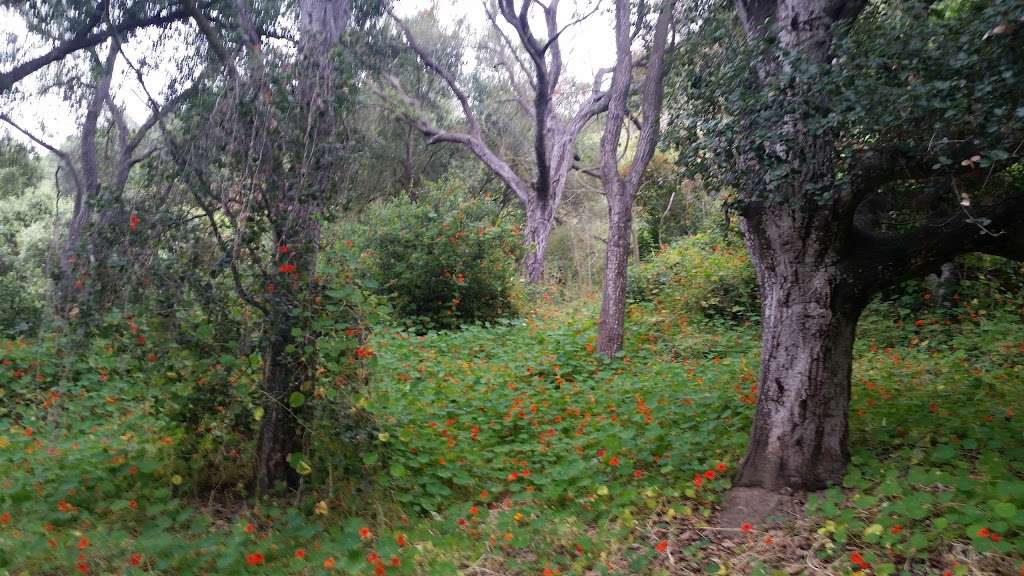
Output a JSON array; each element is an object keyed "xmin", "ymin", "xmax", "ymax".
[{"xmin": 0, "ymin": 0, "xmax": 616, "ymax": 151}]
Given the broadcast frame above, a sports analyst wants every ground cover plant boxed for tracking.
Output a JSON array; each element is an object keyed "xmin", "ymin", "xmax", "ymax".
[{"xmin": 2, "ymin": 239, "xmax": 1022, "ymax": 575}]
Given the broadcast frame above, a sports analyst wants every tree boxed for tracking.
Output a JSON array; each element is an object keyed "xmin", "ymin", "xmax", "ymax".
[
  {"xmin": 385, "ymin": 0, "xmax": 611, "ymax": 283},
  {"xmin": 596, "ymin": 0, "xmax": 675, "ymax": 355},
  {"xmin": 0, "ymin": 1, "xmax": 196, "ymax": 95},
  {"xmin": 666, "ymin": 0, "xmax": 1024, "ymax": 490},
  {"xmin": 170, "ymin": 0, "xmax": 381, "ymax": 494}
]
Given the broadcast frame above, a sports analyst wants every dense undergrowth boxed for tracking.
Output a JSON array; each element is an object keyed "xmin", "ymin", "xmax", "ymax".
[{"xmin": 1, "ymin": 241, "xmax": 1022, "ymax": 575}]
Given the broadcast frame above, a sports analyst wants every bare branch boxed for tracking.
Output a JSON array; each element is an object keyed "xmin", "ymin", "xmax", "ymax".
[{"xmin": 387, "ymin": 7, "xmax": 482, "ymax": 137}]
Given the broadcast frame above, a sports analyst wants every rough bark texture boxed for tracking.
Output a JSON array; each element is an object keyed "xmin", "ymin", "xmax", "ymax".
[
  {"xmin": 736, "ymin": 205, "xmax": 868, "ymax": 490},
  {"xmin": 730, "ymin": 0, "xmax": 1024, "ymax": 491},
  {"xmin": 596, "ymin": 0, "xmax": 673, "ymax": 355}
]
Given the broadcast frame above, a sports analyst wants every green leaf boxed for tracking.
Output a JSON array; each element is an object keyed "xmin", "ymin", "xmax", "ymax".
[{"xmin": 288, "ymin": 391, "xmax": 305, "ymax": 408}]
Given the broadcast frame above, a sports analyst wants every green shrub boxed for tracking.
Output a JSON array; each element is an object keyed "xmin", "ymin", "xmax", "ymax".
[
  {"xmin": 345, "ymin": 178, "xmax": 522, "ymax": 331},
  {"xmin": 628, "ymin": 233, "xmax": 759, "ymax": 324}
]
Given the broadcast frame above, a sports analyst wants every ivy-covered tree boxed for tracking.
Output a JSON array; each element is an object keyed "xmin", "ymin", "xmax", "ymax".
[{"xmin": 666, "ymin": 0, "xmax": 1024, "ymax": 490}]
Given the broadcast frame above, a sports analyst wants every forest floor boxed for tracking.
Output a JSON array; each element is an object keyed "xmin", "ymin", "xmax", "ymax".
[{"xmin": 1, "ymin": 294, "xmax": 1022, "ymax": 575}]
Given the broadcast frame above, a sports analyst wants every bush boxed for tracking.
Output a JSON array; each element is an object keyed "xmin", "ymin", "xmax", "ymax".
[
  {"xmin": 628, "ymin": 233, "xmax": 759, "ymax": 324},
  {"xmin": 346, "ymin": 178, "xmax": 522, "ymax": 331}
]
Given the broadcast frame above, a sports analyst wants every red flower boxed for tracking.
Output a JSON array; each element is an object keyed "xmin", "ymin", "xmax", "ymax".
[
  {"xmin": 128, "ymin": 499, "xmax": 138, "ymax": 510},
  {"xmin": 244, "ymin": 522, "xmax": 256, "ymax": 534},
  {"xmin": 77, "ymin": 537, "xmax": 90, "ymax": 549},
  {"xmin": 715, "ymin": 462, "xmax": 727, "ymax": 473},
  {"xmin": 245, "ymin": 552, "xmax": 264, "ymax": 566},
  {"xmin": 693, "ymin": 474, "xmax": 703, "ymax": 488},
  {"xmin": 977, "ymin": 527, "xmax": 991, "ymax": 538},
  {"xmin": 323, "ymin": 557, "xmax": 336, "ymax": 568},
  {"xmin": 129, "ymin": 553, "xmax": 142, "ymax": 566},
  {"xmin": 367, "ymin": 551, "xmax": 380, "ymax": 565},
  {"xmin": 704, "ymin": 469, "xmax": 716, "ymax": 480},
  {"xmin": 355, "ymin": 346, "xmax": 374, "ymax": 359},
  {"xmin": 655, "ymin": 540, "xmax": 668, "ymax": 553},
  {"xmin": 294, "ymin": 549, "xmax": 306, "ymax": 559},
  {"xmin": 469, "ymin": 506, "xmax": 479, "ymax": 516},
  {"xmin": 278, "ymin": 263, "xmax": 297, "ymax": 274},
  {"xmin": 129, "ymin": 213, "xmax": 141, "ymax": 231},
  {"xmin": 990, "ymin": 533, "xmax": 1002, "ymax": 542},
  {"xmin": 374, "ymin": 564, "xmax": 385, "ymax": 576},
  {"xmin": 0, "ymin": 512, "xmax": 10, "ymax": 525},
  {"xmin": 359, "ymin": 527, "xmax": 372, "ymax": 539},
  {"xmin": 77, "ymin": 562, "xmax": 88, "ymax": 574},
  {"xmin": 608, "ymin": 456, "xmax": 620, "ymax": 467},
  {"xmin": 457, "ymin": 518, "xmax": 467, "ymax": 527},
  {"xmin": 390, "ymin": 556, "xmax": 400, "ymax": 567},
  {"xmin": 396, "ymin": 533, "xmax": 408, "ymax": 547},
  {"xmin": 740, "ymin": 522, "xmax": 753, "ymax": 533},
  {"xmin": 890, "ymin": 525, "xmax": 903, "ymax": 534},
  {"xmin": 507, "ymin": 472, "xmax": 518, "ymax": 481},
  {"xmin": 277, "ymin": 244, "xmax": 289, "ymax": 254},
  {"xmin": 633, "ymin": 469, "xmax": 644, "ymax": 479},
  {"xmin": 849, "ymin": 551, "xmax": 867, "ymax": 567}
]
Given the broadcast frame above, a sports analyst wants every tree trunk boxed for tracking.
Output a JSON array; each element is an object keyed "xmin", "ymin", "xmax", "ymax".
[
  {"xmin": 256, "ymin": 310, "xmax": 303, "ymax": 493},
  {"xmin": 523, "ymin": 199, "xmax": 555, "ymax": 284},
  {"xmin": 597, "ymin": 190, "xmax": 633, "ymax": 355},
  {"xmin": 735, "ymin": 205, "xmax": 868, "ymax": 490},
  {"xmin": 253, "ymin": 0, "xmax": 349, "ymax": 494}
]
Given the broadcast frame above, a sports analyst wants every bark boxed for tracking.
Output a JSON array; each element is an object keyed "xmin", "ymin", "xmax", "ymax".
[
  {"xmin": 728, "ymin": 0, "xmax": 1024, "ymax": 492},
  {"xmin": 253, "ymin": 0, "xmax": 350, "ymax": 494},
  {"xmin": 596, "ymin": 0, "xmax": 673, "ymax": 355},
  {"xmin": 597, "ymin": 194, "xmax": 634, "ymax": 354},
  {"xmin": 57, "ymin": 42, "xmax": 119, "ymax": 318},
  {"xmin": 736, "ymin": 204, "xmax": 871, "ymax": 489}
]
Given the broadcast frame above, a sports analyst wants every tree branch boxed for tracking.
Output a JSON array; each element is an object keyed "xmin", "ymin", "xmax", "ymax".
[{"xmin": 0, "ymin": 3, "xmax": 196, "ymax": 94}]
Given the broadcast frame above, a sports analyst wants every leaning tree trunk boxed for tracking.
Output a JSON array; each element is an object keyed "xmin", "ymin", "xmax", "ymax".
[
  {"xmin": 734, "ymin": 204, "xmax": 869, "ymax": 490},
  {"xmin": 597, "ymin": 190, "xmax": 634, "ymax": 355},
  {"xmin": 523, "ymin": 198, "xmax": 555, "ymax": 284}
]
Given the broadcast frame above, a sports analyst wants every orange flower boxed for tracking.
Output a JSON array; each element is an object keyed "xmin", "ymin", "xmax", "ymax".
[
  {"xmin": 655, "ymin": 540, "xmax": 668, "ymax": 553},
  {"xmin": 395, "ymin": 533, "xmax": 407, "ymax": 547},
  {"xmin": 324, "ymin": 557, "xmax": 336, "ymax": 569},
  {"xmin": 608, "ymin": 456, "xmax": 620, "ymax": 467},
  {"xmin": 245, "ymin": 552, "xmax": 264, "ymax": 566}
]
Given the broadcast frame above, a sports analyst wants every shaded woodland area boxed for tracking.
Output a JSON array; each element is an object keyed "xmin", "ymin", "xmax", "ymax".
[{"xmin": 1, "ymin": 0, "xmax": 1022, "ymax": 574}]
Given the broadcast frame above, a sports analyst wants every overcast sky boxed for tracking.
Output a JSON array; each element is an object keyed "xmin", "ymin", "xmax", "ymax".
[{"xmin": 0, "ymin": 0, "xmax": 615, "ymax": 151}]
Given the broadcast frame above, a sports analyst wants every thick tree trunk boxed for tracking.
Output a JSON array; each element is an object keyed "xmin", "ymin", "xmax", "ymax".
[
  {"xmin": 597, "ymin": 191, "xmax": 633, "ymax": 355},
  {"xmin": 735, "ymin": 205, "xmax": 869, "ymax": 490},
  {"xmin": 523, "ymin": 199, "xmax": 555, "ymax": 284}
]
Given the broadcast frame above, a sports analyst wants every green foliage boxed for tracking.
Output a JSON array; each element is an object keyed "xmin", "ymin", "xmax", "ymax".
[
  {"xmin": 664, "ymin": 0, "xmax": 1024, "ymax": 206},
  {"xmin": 345, "ymin": 178, "xmax": 522, "ymax": 332},
  {"xmin": 1, "ymin": 258, "xmax": 1023, "ymax": 573},
  {"xmin": 628, "ymin": 233, "xmax": 759, "ymax": 325},
  {"xmin": 0, "ymin": 139, "xmax": 51, "ymax": 337}
]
